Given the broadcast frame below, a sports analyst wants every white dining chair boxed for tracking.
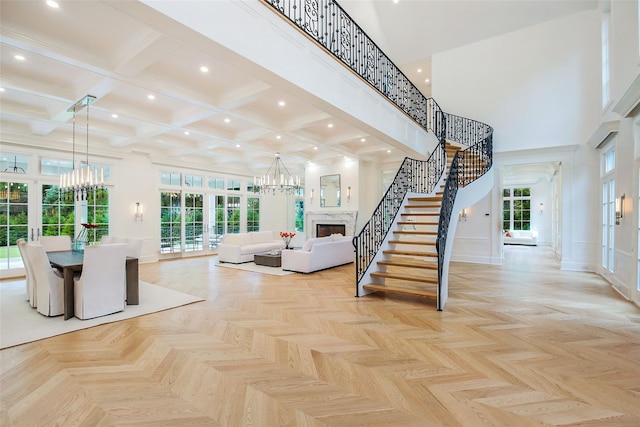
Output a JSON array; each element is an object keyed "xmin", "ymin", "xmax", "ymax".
[
  {"xmin": 39, "ymin": 235, "xmax": 72, "ymax": 252},
  {"xmin": 125, "ymin": 238, "xmax": 143, "ymax": 259},
  {"xmin": 101, "ymin": 236, "xmax": 143, "ymax": 259},
  {"xmin": 16, "ymin": 238, "xmax": 37, "ymax": 307},
  {"xmin": 74, "ymin": 243, "xmax": 127, "ymax": 320},
  {"xmin": 27, "ymin": 243, "xmax": 64, "ymax": 316}
]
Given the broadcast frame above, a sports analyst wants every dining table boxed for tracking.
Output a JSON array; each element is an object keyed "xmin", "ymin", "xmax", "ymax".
[{"xmin": 47, "ymin": 250, "xmax": 139, "ymax": 320}]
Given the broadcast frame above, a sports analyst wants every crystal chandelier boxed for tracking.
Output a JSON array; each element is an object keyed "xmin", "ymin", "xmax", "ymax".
[
  {"xmin": 59, "ymin": 95, "xmax": 104, "ymax": 201},
  {"xmin": 254, "ymin": 153, "xmax": 301, "ymax": 195}
]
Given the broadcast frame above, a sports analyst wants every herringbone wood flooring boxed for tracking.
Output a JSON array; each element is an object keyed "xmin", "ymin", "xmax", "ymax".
[{"xmin": 2, "ymin": 246, "xmax": 639, "ymax": 426}]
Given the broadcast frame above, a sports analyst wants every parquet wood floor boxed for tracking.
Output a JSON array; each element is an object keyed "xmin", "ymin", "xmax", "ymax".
[{"xmin": 2, "ymin": 246, "xmax": 639, "ymax": 426}]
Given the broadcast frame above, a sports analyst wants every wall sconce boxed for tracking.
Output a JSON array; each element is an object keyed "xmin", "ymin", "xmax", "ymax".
[
  {"xmin": 310, "ymin": 188, "xmax": 314, "ymax": 204},
  {"xmin": 615, "ymin": 194, "xmax": 625, "ymax": 225},
  {"xmin": 134, "ymin": 202, "xmax": 143, "ymax": 222},
  {"xmin": 459, "ymin": 208, "xmax": 467, "ymax": 222},
  {"xmin": 347, "ymin": 186, "xmax": 351, "ymax": 203},
  {"xmin": 540, "ymin": 203, "xmax": 544, "ymax": 215}
]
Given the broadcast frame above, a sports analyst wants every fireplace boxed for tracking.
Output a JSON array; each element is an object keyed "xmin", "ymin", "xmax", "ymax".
[
  {"xmin": 316, "ymin": 224, "xmax": 346, "ymax": 238},
  {"xmin": 306, "ymin": 211, "xmax": 358, "ymax": 238}
]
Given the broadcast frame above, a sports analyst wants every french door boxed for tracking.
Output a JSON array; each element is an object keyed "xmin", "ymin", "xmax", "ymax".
[
  {"xmin": 0, "ymin": 179, "xmax": 76, "ymax": 278},
  {"xmin": 160, "ymin": 191, "xmax": 243, "ymax": 257}
]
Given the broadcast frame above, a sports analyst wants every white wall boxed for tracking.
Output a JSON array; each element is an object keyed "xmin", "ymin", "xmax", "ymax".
[
  {"xmin": 434, "ymin": 9, "xmax": 602, "ymax": 271},
  {"xmin": 433, "ymin": 9, "xmax": 601, "ymax": 152}
]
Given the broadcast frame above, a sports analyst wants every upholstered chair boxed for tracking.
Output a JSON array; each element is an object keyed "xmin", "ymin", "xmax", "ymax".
[
  {"xmin": 101, "ymin": 236, "xmax": 143, "ymax": 258},
  {"xmin": 39, "ymin": 235, "xmax": 72, "ymax": 252},
  {"xmin": 27, "ymin": 243, "xmax": 64, "ymax": 316},
  {"xmin": 74, "ymin": 243, "xmax": 127, "ymax": 320},
  {"xmin": 125, "ymin": 238, "xmax": 143, "ymax": 258},
  {"xmin": 16, "ymin": 238, "xmax": 37, "ymax": 307}
]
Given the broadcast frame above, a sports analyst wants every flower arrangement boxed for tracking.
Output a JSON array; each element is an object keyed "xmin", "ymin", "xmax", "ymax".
[{"xmin": 279, "ymin": 231, "xmax": 296, "ymax": 249}]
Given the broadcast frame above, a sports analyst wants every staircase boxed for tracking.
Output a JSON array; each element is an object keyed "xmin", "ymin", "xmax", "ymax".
[
  {"xmin": 262, "ymin": 0, "xmax": 494, "ymax": 310},
  {"xmin": 361, "ymin": 143, "xmax": 461, "ymax": 300}
]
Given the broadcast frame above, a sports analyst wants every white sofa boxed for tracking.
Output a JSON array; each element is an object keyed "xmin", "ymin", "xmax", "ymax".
[
  {"xmin": 217, "ymin": 231, "xmax": 285, "ymax": 264},
  {"xmin": 281, "ymin": 235, "xmax": 354, "ymax": 273},
  {"xmin": 503, "ymin": 230, "xmax": 538, "ymax": 246}
]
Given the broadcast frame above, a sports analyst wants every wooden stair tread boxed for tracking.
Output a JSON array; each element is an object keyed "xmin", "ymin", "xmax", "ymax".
[
  {"xmin": 383, "ymin": 249, "xmax": 437, "ymax": 257},
  {"xmin": 405, "ymin": 204, "xmax": 441, "ymax": 209},
  {"xmin": 400, "ymin": 213, "xmax": 439, "ymax": 216},
  {"xmin": 407, "ymin": 197, "xmax": 441, "ymax": 202},
  {"xmin": 362, "ymin": 283, "xmax": 438, "ymax": 298},
  {"xmin": 371, "ymin": 271, "xmax": 438, "ymax": 283},
  {"xmin": 397, "ymin": 221, "xmax": 438, "ymax": 226},
  {"xmin": 378, "ymin": 257, "xmax": 438, "ymax": 269},
  {"xmin": 389, "ymin": 240, "xmax": 435, "ymax": 246},
  {"xmin": 393, "ymin": 230, "xmax": 437, "ymax": 235}
]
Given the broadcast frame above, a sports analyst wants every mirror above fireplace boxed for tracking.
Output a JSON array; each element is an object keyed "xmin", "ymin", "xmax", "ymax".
[{"xmin": 320, "ymin": 174, "xmax": 340, "ymax": 207}]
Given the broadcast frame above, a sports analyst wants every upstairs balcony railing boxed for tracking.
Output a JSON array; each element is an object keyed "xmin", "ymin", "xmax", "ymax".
[{"xmin": 263, "ymin": 0, "xmax": 436, "ymax": 131}]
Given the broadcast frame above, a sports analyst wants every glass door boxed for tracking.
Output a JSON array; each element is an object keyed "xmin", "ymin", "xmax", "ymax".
[
  {"xmin": 208, "ymin": 194, "xmax": 225, "ymax": 251},
  {"xmin": 0, "ymin": 180, "xmax": 29, "ymax": 275}
]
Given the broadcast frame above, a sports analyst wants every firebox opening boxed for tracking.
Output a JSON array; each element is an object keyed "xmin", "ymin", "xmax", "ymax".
[{"xmin": 316, "ymin": 224, "xmax": 346, "ymax": 238}]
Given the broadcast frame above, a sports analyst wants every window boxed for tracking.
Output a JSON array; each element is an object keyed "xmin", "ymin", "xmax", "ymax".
[
  {"xmin": 227, "ymin": 180, "xmax": 241, "ymax": 191},
  {"xmin": 503, "ymin": 187, "xmax": 531, "ymax": 231},
  {"xmin": 85, "ymin": 188, "xmax": 109, "ymax": 243},
  {"xmin": 247, "ymin": 197, "xmax": 260, "ymax": 232},
  {"xmin": 184, "ymin": 174, "xmax": 203, "ymax": 188},
  {"xmin": 160, "ymin": 192, "xmax": 181, "ymax": 254},
  {"xmin": 41, "ymin": 184, "xmax": 74, "ymax": 237},
  {"xmin": 184, "ymin": 193, "xmax": 203, "ymax": 251},
  {"xmin": 226, "ymin": 196, "xmax": 240, "ymax": 233},
  {"xmin": 161, "ymin": 172, "xmax": 181, "ymax": 186},
  {"xmin": 295, "ymin": 199, "xmax": 305, "ymax": 232},
  {"xmin": 601, "ymin": 147, "xmax": 615, "ymax": 272},
  {"xmin": 41, "ymin": 158, "xmax": 111, "ymax": 182},
  {"xmin": 1, "ymin": 154, "xmax": 29, "ymax": 174},
  {"xmin": 208, "ymin": 177, "xmax": 224, "ymax": 190},
  {"xmin": 0, "ymin": 182, "xmax": 28, "ymax": 270}
]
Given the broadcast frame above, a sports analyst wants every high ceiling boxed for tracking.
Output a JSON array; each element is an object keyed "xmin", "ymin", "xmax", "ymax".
[{"xmin": 0, "ymin": 0, "xmax": 597, "ymax": 178}]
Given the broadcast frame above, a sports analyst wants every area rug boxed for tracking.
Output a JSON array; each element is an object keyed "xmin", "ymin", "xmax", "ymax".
[
  {"xmin": 0, "ymin": 280, "xmax": 204, "ymax": 349},
  {"xmin": 215, "ymin": 261, "xmax": 294, "ymax": 276}
]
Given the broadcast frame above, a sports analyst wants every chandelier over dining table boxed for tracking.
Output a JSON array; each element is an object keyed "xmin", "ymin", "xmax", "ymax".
[
  {"xmin": 254, "ymin": 153, "xmax": 301, "ymax": 195},
  {"xmin": 59, "ymin": 95, "xmax": 104, "ymax": 201}
]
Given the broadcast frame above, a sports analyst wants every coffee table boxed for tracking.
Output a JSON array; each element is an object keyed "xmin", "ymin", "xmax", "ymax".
[{"xmin": 254, "ymin": 252, "xmax": 282, "ymax": 267}]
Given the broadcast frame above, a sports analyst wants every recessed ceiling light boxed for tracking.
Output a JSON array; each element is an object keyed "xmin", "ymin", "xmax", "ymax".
[
  {"xmin": 387, "ymin": 149, "xmax": 391, "ymax": 153},
  {"xmin": 417, "ymin": 68, "xmax": 422, "ymax": 73},
  {"xmin": 111, "ymin": 113, "xmax": 118, "ymax": 118},
  {"xmin": 313, "ymin": 146, "xmax": 318, "ymax": 150},
  {"xmin": 236, "ymin": 144, "xmax": 240, "ymax": 148},
  {"xmin": 393, "ymin": 0, "xmax": 399, "ymax": 4},
  {"xmin": 200, "ymin": 66, "xmax": 209, "ymax": 73},
  {"xmin": 278, "ymin": 100, "xmax": 285, "ymax": 107},
  {"xmin": 327, "ymin": 123, "xmax": 333, "ymax": 128},
  {"xmin": 0, "ymin": 88, "xmax": 5, "ymax": 92},
  {"xmin": 184, "ymin": 131, "xmax": 190, "ymax": 135},
  {"xmin": 147, "ymin": 94, "xmax": 155, "ymax": 100},
  {"xmin": 276, "ymin": 135, "xmax": 281, "ymax": 139},
  {"xmin": 425, "ymin": 78, "xmax": 430, "ymax": 83},
  {"xmin": 46, "ymin": 0, "xmax": 59, "ymax": 8},
  {"xmin": 360, "ymin": 138, "xmax": 366, "ymax": 142},
  {"xmin": 14, "ymin": 54, "xmax": 25, "ymax": 61},
  {"xmin": 224, "ymin": 118, "xmax": 230, "ymax": 123}
]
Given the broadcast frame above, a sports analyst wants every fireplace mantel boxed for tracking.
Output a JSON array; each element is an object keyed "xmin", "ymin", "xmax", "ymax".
[{"xmin": 306, "ymin": 211, "xmax": 358, "ymax": 238}]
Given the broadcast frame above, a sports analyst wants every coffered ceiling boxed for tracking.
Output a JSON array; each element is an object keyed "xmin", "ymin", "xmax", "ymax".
[{"xmin": 0, "ymin": 0, "xmax": 597, "ymax": 178}]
